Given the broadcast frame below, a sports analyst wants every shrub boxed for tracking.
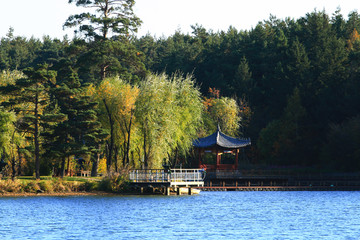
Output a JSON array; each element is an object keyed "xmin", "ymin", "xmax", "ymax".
[
  {"xmin": 51, "ymin": 178, "xmax": 70, "ymax": 192},
  {"xmin": 98, "ymin": 173, "xmax": 129, "ymax": 193},
  {"xmin": 23, "ymin": 181, "xmax": 41, "ymax": 193},
  {"xmin": 82, "ymin": 181, "xmax": 98, "ymax": 192},
  {"xmin": 63, "ymin": 181, "xmax": 88, "ymax": 192},
  {"xmin": 38, "ymin": 180, "xmax": 54, "ymax": 193},
  {"xmin": 0, "ymin": 179, "xmax": 22, "ymax": 193}
]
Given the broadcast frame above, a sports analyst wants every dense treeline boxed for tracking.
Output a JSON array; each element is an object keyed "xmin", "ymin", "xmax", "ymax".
[
  {"xmin": 0, "ymin": 5, "xmax": 360, "ymax": 176},
  {"xmin": 0, "ymin": 0, "xmax": 241, "ymax": 178},
  {"xmin": 135, "ymin": 9, "xmax": 360, "ymax": 171}
]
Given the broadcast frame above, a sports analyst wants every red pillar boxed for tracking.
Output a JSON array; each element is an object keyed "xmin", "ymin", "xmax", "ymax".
[
  {"xmin": 216, "ymin": 149, "xmax": 220, "ymax": 170},
  {"xmin": 235, "ymin": 149, "xmax": 239, "ymax": 170}
]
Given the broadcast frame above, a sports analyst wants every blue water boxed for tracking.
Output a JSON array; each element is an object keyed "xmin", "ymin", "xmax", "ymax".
[{"xmin": 1, "ymin": 191, "xmax": 360, "ymax": 239}]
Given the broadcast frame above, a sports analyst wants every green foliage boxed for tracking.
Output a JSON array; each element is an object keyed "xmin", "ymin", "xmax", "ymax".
[
  {"xmin": 136, "ymin": 73, "xmax": 203, "ymax": 168},
  {"xmin": 38, "ymin": 180, "xmax": 54, "ymax": 192},
  {"xmin": 50, "ymin": 178, "xmax": 71, "ymax": 192},
  {"xmin": 43, "ymin": 62, "xmax": 103, "ymax": 178},
  {"xmin": 73, "ymin": 40, "xmax": 147, "ymax": 83},
  {"xmin": 1, "ymin": 8, "xmax": 360, "ymax": 172},
  {"xmin": 23, "ymin": 181, "xmax": 40, "ymax": 193},
  {"xmin": 257, "ymin": 88, "xmax": 306, "ymax": 165},
  {"xmin": 321, "ymin": 116, "xmax": 360, "ymax": 171},
  {"xmin": 65, "ymin": 0, "xmax": 141, "ymax": 40},
  {"xmin": 1, "ymin": 65, "xmax": 67, "ymax": 179},
  {"xmin": 82, "ymin": 180, "xmax": 98, "ymax": 191},
  {"xmin": 0, "ymin": 110, "xmax": 16, "ymax": 156},
  {"xmin": 98, "ymin": 173, "xmax": 129, "ymax": 193}
]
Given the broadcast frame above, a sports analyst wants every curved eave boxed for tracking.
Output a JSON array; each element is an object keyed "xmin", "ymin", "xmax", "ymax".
[{"xmin": 193, "ymin": 130, "xmax": 251, "ymax": 149}]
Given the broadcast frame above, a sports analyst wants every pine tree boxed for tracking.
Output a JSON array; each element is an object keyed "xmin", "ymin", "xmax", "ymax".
[
  {"xmin": 44, "ymin": 61, "xmax": 106, "ymax": 177},
  {"xmin": 0, "ymin": 64, "xmax": 66, "ymax": 179},
  {"xmin": 64, "ymin": 0, "xmax": 141, "ymax": 40}
]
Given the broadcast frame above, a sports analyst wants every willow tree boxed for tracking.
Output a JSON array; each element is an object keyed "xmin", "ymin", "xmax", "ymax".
[
  {"xmin": 93, "ymin": 77, "xmax": 139, "ymax": 173},
  {"xmin": 135, "ymin": 73, "xmax": 203, "ymax": 168},
  {"xmin": 111, "ymin": 79, "xmax": 139, "ymax": 168},
  {"xmin": 0, "ymin": 110, "xmax": 20, "ymax": 179},
  {"xmin": 0, "ymin": 110, "xmax": 14, "ymax": 161}
]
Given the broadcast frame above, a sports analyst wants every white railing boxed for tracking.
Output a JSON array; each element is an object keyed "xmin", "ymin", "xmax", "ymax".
[
  {"xmin": 129, "ymin": 169, "xmax": 205, "ymax": 183},
  {"xmin": 170, "ymin": 169, "xmax": 205, "ymax": 182},
  {"xmin": 129, "ymin": 169, "xmax": 169, "ymax": 182}
]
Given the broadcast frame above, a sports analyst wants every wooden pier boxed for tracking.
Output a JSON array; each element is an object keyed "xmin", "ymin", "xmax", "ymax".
[
  {"xmin": 129, "ymin": 169, "xmax": 205, "ymax": 195},
  {"xmin": 200, "ymin": 186, "xmax": 360, "ymax": 191},
  {"xmin": 200, "ymin": 171, "xmax": 360, "ymax": 191}
]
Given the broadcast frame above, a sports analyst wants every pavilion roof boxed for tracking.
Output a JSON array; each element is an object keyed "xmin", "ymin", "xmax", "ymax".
[{"xmin": 193, "ymin": 126, "xmax": 251, "ymax": 149}]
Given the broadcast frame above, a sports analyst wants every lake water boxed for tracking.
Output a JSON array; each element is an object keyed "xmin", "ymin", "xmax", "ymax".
[{"xmin": 1, "ymin": 191, "xmax": 360, "ymax": 239}]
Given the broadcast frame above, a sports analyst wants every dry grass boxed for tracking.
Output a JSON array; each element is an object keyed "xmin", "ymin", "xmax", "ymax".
[
  {"xmin": 0, "ymin": 174, "xmax": 130, "ymax": 195},
  {"xmin": 0, "ymin": 178, "xmax": 91, "ymax": 194}
]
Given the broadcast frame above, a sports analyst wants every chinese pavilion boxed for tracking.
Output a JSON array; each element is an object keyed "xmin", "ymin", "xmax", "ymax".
[{"xmin": 193, "ymin": 126, "xmax": 251, "ymax": 171}]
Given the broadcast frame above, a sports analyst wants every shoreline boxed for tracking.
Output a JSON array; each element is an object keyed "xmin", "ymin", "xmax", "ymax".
[{"xmin": 0, "ymin": 191, "xmax": 118, "ymax": 197}]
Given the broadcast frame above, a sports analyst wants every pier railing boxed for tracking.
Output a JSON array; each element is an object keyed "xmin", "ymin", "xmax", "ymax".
[
  {"xmin": 129, "ymin": 169, "xmax": 205, "ymax": 186},
  {"xmin": 170, "ymin": 169, "xmax": 205, "ymax": 182},
  {"xmin": 130, "ymin": 169, "xmax": 169, "ymax": 183}
]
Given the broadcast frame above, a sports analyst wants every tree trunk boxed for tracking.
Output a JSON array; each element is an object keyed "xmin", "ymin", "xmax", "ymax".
[
  {"xmin": 143, "ymin": 127, "xmax": 148, "ymax": 169},
  {"xmin": 103, "ymin": 98, "xmax": 113, "ymax": 176},
  {"xmin": 100, "ymin": 65, "xmax": 109, "ymax": 80},
  {"xmin": 60, "ymin": 156, "xmax": 66, "ymax": 178},
  {"xmin": 66, "ymin": 156, "xmax": 71, "ymax": 176},
  {"xmin": 17, "ymin": 146, "xmax": 22, "ymax": 176},
  {"xmin": 91, "ymin": 153, "xmax": 100, "ymax": 177},
  {"xmin": 11, "ymin": 154, "xmax": 16, "ymax": 181},
  {"xmin": 114, "ymin": 145, "xmax": 118, "ymax": 173},
  {"xmin": 125, "ymin": 109, "xmax": 134, "ymax": 165},
  {"xmin": 122, "ymin": 139, "xmax": 127, "ymax": 168},
  {"xmin": 34, "ymin": 90, "xmax": 40, "ymax": 180}
]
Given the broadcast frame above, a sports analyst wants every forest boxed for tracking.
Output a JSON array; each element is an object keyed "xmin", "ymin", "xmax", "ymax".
[{"xmin": 1, "ymin": 0, "xmax": 360, "ymax": 180}]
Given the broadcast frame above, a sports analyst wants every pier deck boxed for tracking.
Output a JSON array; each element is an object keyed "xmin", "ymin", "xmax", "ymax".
[{"xmin": 129, "ymin": 169, "xmax": 205, "ymax": 195}]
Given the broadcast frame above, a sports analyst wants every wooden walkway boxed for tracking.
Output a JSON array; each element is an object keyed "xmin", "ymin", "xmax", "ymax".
[
  {"xmin": 200, "ymin": 186, "xmax": 360, "ymax": 191},
  {"xmin": 129, "ymin": 169, "xmax": 205, "ymax": 195},
  {"xmin": 201, "ymin": 172, "xmax": 360, "ymax": 191}
]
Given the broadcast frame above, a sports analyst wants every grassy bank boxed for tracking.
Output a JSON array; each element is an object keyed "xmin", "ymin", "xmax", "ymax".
[{"xmin": 0, "ymin": 174, "xmax": 130, "ymax": 196}]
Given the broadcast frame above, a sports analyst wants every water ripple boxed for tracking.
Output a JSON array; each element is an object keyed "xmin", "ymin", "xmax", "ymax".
[{"xmin": 1, "ymin": 192, "xmax": 360, "ymax": 239}]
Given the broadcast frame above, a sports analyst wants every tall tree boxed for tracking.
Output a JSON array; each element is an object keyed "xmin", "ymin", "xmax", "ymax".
[
  {"xmin": 136, "ymin": 73, "xmax": 203, "ymax": 168},
  {"xmin": 64, "ymin": 0, "xmax": 146, "ymax": 82},
  {"xmin": 43, "ymin": 62, "xmax": 103, "ymax": 177},
  {"xmin": 94, "ymin": 77, "xmax": 138, "ymax": 173},
  {"xmin": 64, "ymin": 0, "xmax": 141, "ymax": 40},
  {"xmin": 0, "ymin": 65, "xmax": 65, "ymax": 179},
  {"xmin": 257, "ymin": 88, "xmax": 306, "ymax": 165},
  {"xmin": 0, "ymin": 110, "xmax": 18, "ymax": 179}
]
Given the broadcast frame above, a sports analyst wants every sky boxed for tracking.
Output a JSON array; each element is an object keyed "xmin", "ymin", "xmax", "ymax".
[{"xmin": 0, "ymin": 0, "xmax": 358, "ymax": 39}]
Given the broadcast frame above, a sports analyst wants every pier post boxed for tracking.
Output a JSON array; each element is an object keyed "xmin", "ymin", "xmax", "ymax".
[
  {"xmin": 188, "ymin": 187, "xmax": 192, "ymax": 195},
  {"xmin": 176, "ymin": 187, "xmax": 180, "ymax": 195}
]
